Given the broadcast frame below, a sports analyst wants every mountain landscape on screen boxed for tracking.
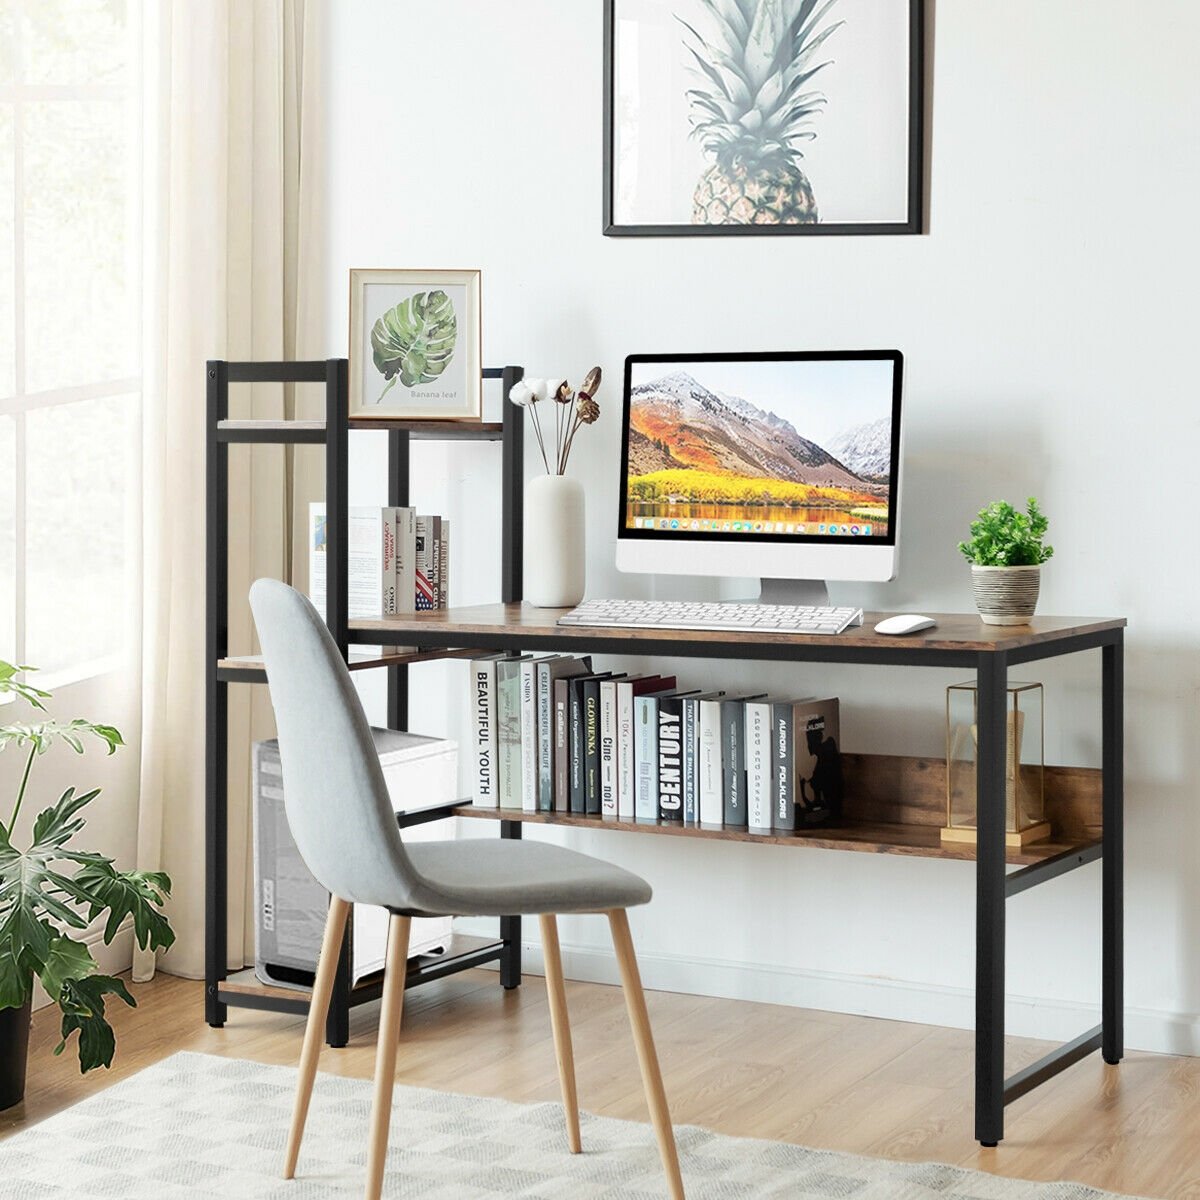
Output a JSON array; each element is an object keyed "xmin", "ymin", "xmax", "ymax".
[{"xmin": 625, "ymin": 372, "xmax": 889, "ymax": 533}]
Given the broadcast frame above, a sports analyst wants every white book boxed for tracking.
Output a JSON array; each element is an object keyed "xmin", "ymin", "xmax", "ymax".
[
  {"xmin": 520, "ymin": 656, "xmax": 558, "ymax": 812},
  {"xmin": 616, "ymin": 680, "xmax": 638, "ymax": 820},
  {"xmin": 468, "ymin": 654, "xmax": 504, "ymax": 807},
  {"xmin": 439, "ymin": 519, "xmax": 450, "ymax": 609},
  {"xmin": 698, "ymin": 695, "xmax": 725, "ymax": 826},
  {"xmin": 745, "ymin": 698, "xmax": 773, "ymax": 831},
  {"xmin": 307, "ymin": 502, "xmax": 392, "ymax": 619},
  {"xmin": 633, "ymin": 695, "xmax": 658, "ymax": 820},
  {"xmin": 600, "ymin": 679, "xmax": 620, "ymax": 816},
  {"xmin": 496, "ymin": 657, "xmax": 528, "ymax": 809}
]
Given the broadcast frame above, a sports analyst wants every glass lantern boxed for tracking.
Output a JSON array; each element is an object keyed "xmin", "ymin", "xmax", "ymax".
[{"xmin": 943, "ymin": 680, "xmax": 1048, "ymax": 847}]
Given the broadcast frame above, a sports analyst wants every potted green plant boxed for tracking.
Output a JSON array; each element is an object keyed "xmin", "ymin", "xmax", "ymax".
[
  {"xmin": 959, "ymin": 498, "xmax": 1054, "ymax": 625},
  {"xmin": 0, "ymin": 662, "xmax": 175, "ymax": 1110}
]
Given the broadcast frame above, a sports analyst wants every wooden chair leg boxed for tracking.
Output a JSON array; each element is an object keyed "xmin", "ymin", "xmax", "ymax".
[
  {"xmin": 608, "ymin": 908, "xmax": 685, "ymax": 1200},
  {"xmin": 364, "ymin": 913, "xmax": 412, "ymax": 1200},
  {"xmin": 539, "ymin": 914, "xmax": 582, "ymax": 1153},
  {"xmin": 284, "ymin": 895, "xmax": 350, "ymax": 1179}
]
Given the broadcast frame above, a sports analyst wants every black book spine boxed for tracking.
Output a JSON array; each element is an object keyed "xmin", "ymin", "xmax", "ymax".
[
  {"xmin": 657, "ymin": 696, "xmax": 685, "ymax": 821},
  {"xmin": 773, "ymin": 702, "xmax": 796, "ymax": 830},
  {"xmin": 569, "ymin": 679, "xmax": 586, "ymax": 813},
  {"xmin": 583, "ymin": 678, "xmax": 603, "ymax": 814},
  {"xmin": 722, "ymin": 701, "xmax": 746, "ymax": 826}
]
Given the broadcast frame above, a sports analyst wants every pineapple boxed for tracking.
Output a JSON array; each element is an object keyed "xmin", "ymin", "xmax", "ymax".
[{"xmin": 679, "ymin": 0, "xmax": 843, "ymax": 226}]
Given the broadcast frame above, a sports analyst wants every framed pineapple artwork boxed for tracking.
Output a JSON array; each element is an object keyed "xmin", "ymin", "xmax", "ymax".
[
  {"xmin": 348, "ymin": 268, "xmax": 482, "ymax": 421},
  {"xmin": 603, "ymin": 0, "xmax": 924, "ymax": 236}
]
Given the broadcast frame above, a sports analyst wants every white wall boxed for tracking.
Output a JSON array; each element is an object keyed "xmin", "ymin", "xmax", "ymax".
[{"xmin": 324, "ymin": 1, "xmax": 1200, "ymax": 1054}]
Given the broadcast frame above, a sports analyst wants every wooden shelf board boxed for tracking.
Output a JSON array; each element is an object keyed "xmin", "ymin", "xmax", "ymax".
[
  {"xmin": 454, "ymin": 806, "xmax": 1099, "ymax": 866},
  {"xmin": 216, "ymin": 646, "xmax": 475, "ymax": 677},
  {"xmin": 350, "ymin": 602, "xmax": 1126, "ymax": 657},
  {"xmin": 347, "ymin": 418, "xmax": 503, "ymax": 440}
]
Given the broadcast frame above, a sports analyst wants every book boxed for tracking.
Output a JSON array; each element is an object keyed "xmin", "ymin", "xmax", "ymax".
[
  {"xmin": 438, "ymin": 519, "xmax": 450, "ymax": 609},
  {"xmin": 520, "ymin": 656, "xmax": 561, "ymax": 812},
  {"xmin": 656, "ymin": 694, "xmax": 687, "ymax": 821},
  {"xmin": 308, "ymin": 503, "xmax": 394, "ymax": 620},
  {"xmin": 568, "ymin": 672, "xmax": 613, "ymax": 814},
  {"xmin": 553, "ymin": 677, "xmax": 571, "ymax": 812},
  {"xmin": 772, "ymin": 699, "xmax": 798, "ymax": 831},
  {"xmin": 539, "ymin": 657, "xmax": 590, "ymax": 812},
  {"xmin": 583, "ymin": 674, "xmax": 625, "ymax": 814},
  {"xmin": 496, "ymin": 656, "xmax": 532, "ymax": 809},
  {"xmin": 467, "ymin": 652, "xmax": 508, "ymax": 807},
  {"xmin": 634, "ymin": 690, "xmax": 696, "ymax": 820},
  {"xmin": 392, "ymin": 507, "xmax": 417, "ymax": 619},
  {"xmin": 428, "ymin": 515, "xmax": 443, "ymax": 608},
  {"xmin": 793, "ymin": 697, "xmax": 843, "ymax": 825},
  {"xmin": 745, "ymin": 697, "xmax": 776, "ymax": 832},
  {"xmin": 698, "ymin": 694, "xmax": 726, "ymax": 826},
  {"xmin": 721, "ymin": 694, "xmax": 766, "ymax": 827},
  {"xmin": 414, "ymin": 515, "xmax": 435, "ymax": 610},
  {"xmin": 599, "ymin": 677, "xmax": 620, "ymax": 817},
  {"xmin": 682, "ymin": 692, "xmax": 723, "ymax": 824},
  {"xmin": 615, "ymin": 676, "xmax": 675, "ymax": 819}
]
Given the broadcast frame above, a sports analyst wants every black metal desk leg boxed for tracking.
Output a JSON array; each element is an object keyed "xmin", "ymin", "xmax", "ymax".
[
  {"xmin": 204, "ymin": 678, "xmax": 228, "ymax": 1028},
  {"xmin": 975, "ymin": 651, "xmax": 1008, "ymax": 1146},
  {"xmin": 1102, "ymin": 632, "xmax": 1124, "ymax": 1064},
  {"xmin": 500, "ymin": 820, "xmax": 523, "ymax": 989}
]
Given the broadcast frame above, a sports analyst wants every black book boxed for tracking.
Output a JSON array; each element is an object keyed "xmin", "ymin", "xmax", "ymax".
[
  {"xmin": 656, "ymin": 694, "xmax": 687, "ymax": 821},
  {"xmin": 569, "ymin": 672, "xmax": 617, "ymax": 813},
  {"xmin": 772, "ymin": 700, "xmax": 798, "ymax": 831},
  {"xmin": 722, "ymin": 694, "xmax": 766, "ymax": 826}
]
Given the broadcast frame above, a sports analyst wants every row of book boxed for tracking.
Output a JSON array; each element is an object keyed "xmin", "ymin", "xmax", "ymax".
[
  {"xmin": 308, "ymin": 503, "xmax": 450, "ymax": 617},
  {"xmin": 467, "ymin": 654, "xmax": 844, "ymax": 830}
]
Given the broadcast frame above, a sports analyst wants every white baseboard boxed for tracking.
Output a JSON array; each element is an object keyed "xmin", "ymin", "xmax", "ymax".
[
  {"xmin": 481, "ymin": 937, "xmax": 1200, "ymax": 1059},
  {"xmin": 31, "ymin": 918, "xmax": 135, "ymax": 1012}
]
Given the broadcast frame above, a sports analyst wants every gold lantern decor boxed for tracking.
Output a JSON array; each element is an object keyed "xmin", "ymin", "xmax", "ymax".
[{"xmin": 943, "ymin": 680, "xmax": 1048, "ymax": 847}]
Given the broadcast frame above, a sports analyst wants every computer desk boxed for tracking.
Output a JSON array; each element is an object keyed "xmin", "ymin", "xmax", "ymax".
[{"xmin": 351, "ymin": 605, "xmax": 1126, "ymax": 1147}]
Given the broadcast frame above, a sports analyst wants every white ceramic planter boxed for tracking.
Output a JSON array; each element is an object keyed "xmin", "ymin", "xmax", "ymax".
[
  {"xmin": 524, "ymin": 473, "xmax": 586, "ymax": 608},
  {"xmin": 970, "ymin": 564, "xmax": 1042, "ymax": 625}
]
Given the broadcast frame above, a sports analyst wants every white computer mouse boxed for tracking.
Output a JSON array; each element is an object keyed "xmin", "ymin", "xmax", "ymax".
[{"xmin": 874, "ymin": 613, "xmax": 937, "ymax": 636}]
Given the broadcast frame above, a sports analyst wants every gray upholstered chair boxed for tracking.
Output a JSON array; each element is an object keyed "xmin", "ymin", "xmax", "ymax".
[{"xmin": 249, "ymin": 579, "xmax": 684, "ymax": 1200}]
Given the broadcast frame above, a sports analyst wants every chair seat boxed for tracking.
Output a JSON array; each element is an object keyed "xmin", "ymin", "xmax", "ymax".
[{"xmin": 392, "ymin": 838, "xmax": 653, "ymax": 917}]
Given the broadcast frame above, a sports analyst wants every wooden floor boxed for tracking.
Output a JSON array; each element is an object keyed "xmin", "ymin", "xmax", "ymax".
[{"xmin": 3, "ymin": 970, "xmax": 1199, "ymax": 1198}]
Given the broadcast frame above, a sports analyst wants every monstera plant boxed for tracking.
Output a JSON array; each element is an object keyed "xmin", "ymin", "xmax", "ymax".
[
  {"xmin": 370, "ymin": 288, "xmax": 458, "ymax": 400},
  {"xmin": 0, "ymin": 661, "xmax": 174, "ymax": 1107}
]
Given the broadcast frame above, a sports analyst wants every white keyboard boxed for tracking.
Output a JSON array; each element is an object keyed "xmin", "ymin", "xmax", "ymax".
[{"xmin": 557, "ymin": 599, "xmax": 864, "ymax": 636}]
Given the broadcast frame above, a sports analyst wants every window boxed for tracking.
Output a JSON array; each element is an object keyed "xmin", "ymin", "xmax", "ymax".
[{"xmin": 0, "ymin": 1, "xmax": 141, "ymax": 685}]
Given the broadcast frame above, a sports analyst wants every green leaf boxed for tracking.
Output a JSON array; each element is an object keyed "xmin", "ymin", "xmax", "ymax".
[
  {"xmin": 369, "ymin": 290, "xmax": 458, "ymax": 397},
  {"xmin": 70, "ymin": 859, "xmax": 175, "ymax": 952},
  {"xmin": 54, "ymin": 974, "xmax": 136, "ymax": 1072},
  {"xmin": 0, "ymin": 719, "xmax": 123, "ymax": 759},
  {"xmin": 37, "ymin": 936, "xmax": 97, "ymax": 1002},
  {"xmin": 0, "ymin": 663, "xmax": 50, "ymax": 711},
  {"xmin": 959, "ymin": 498, "xmax": 1053, "ymax": 566}
]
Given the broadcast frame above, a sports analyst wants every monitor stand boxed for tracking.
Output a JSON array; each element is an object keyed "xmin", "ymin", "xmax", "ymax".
[{"xmin": 758, "ymin": 578, "xmax": 830, "ymax": 607}]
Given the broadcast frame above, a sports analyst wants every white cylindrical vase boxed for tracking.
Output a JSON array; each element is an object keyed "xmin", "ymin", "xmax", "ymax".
[{"xmin": 523, "ymin": 473, "xmax": 586, "ymax": 608}]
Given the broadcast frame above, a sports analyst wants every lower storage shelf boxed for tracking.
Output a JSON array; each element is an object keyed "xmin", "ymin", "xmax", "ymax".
[{"xmin": 454, "ymin": 752, "xmax": 1104, "ymax": 867}]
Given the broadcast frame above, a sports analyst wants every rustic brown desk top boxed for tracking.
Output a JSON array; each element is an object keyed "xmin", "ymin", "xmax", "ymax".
[{"xmin": 351, "ymin": 603, "xmax": 1125, "ymax": 657}]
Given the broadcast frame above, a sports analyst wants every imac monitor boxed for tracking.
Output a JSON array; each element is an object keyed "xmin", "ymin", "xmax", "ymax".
[{"xmin": 616, "ymin": 351, "xmax": 903, "ymax": 605}]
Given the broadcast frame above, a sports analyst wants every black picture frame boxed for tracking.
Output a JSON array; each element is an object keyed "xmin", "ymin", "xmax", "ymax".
[{"xmin": 603, "ymin": 0, "xmax": 925, "ymax": 238}]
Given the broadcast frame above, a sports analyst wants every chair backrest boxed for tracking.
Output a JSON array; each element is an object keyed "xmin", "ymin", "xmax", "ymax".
[{"xmin": 249, "ymin": 578, "xmax": 430, "ymax": 909}]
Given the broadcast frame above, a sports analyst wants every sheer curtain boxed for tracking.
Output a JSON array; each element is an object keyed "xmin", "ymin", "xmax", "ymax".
[{"xmin": 135, "ymin": 0, "xmax": 326, "ymax": 980}]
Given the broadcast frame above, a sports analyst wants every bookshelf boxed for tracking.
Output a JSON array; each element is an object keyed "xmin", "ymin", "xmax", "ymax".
[
  {"xmin": 347, "ymin": 602, "xmax": 1126, "ymax": 1147},
  {"xmin": 205, "ymin": 359, "xmax": 525, "ymax": 1049}
]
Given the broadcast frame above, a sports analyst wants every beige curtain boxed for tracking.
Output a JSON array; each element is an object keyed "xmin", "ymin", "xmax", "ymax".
[{"xmin": 135, "ymin": 0, "xmax": 326, "ymax": 980}]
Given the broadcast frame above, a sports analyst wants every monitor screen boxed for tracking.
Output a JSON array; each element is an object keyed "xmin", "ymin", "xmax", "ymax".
[{"xmin": 619, "ymin": 351, "xmax": 902, "ymax": 546}]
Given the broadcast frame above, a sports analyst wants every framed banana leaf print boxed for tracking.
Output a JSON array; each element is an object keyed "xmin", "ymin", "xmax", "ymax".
[
  {"xmin": 603, "ymin": 0, "xmax": 924, "ymax": 236},
  {"xmin": 349, "ymin": 269, "xmax": 482, "ymax": 420}
]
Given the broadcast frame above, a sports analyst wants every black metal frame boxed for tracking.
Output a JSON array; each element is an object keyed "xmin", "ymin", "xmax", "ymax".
[
  {"xmin": 349, "ymin": 616, "xmax": 1124, "ymax": 1146},
  {"xmin": 601, "ymin": 0, "xmax": 926, "ymax": 238},
  {"xmin": 205, "ymin": 359, "xmax": 525, "ymax": 1045}
]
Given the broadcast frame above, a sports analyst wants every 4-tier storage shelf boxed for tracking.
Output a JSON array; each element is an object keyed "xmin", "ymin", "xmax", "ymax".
[{"xmin": 205, "ymin": 359, "xmax": 526, "ymax": 1047}]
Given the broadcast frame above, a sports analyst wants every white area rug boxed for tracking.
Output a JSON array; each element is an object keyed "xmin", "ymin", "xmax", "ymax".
[{"xmin": 0, "ymin": 1052, "xmax": 1150, "ymax": 1199}]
